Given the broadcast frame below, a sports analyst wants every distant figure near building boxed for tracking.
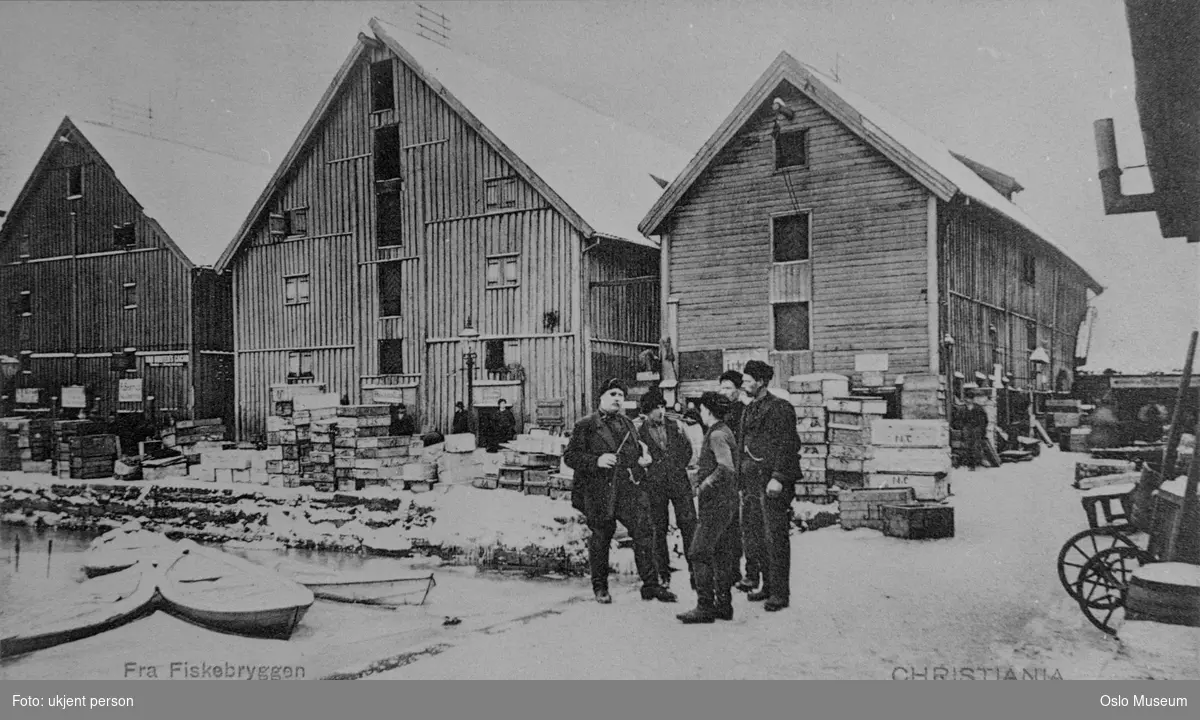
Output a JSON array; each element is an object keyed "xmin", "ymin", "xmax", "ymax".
[
  {"xmin": 962, "ymin": 389, "xmax": 990, "ymax": 471},
  {"xmin": 451, "ymin": 401, "xmax": 470, "ymax": 435},
  {"xmin": 485, "ymin": 398, "xmax": 517, "ymax": 452},
  {"xmin": 390, "ymin": 403, "xmax": 416, "ymax": 437},
  {"xmin": 564, "ymin": 378, "xmax": 677, "ymax": 605}
]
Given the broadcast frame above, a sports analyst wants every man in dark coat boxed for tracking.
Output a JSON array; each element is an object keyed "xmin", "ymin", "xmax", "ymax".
[
  {"xmin": 637, "ymin": 387, "xmax": 697, "ymax": 588},
  {"xmin": 564, "ymin": 378, "xmax": 677, "ymax": 605},
  {"xmin": 718, "ymin": 369, "xmax": 759, "ymax": 593},
  {"xmin": 390, "ymin": 403, "xmax": 416, "ymax": 437},
  {"xmin": 486, "ymin": 398, "xmax": 518, "ymax": 452},
  {"xmin": 451, "ymin": 401, "xmax": 470, "ymax": 435},
  {"xmin": 963, "ymin": 389, "xmax": 990, "ymax": 470},
  {"xmin": 738, "ymin": 360, "xmax": 801, "ymax": 612},
  {"xmin": 677, "ymin": 392, "xmax": 741, "ymax": 624}
]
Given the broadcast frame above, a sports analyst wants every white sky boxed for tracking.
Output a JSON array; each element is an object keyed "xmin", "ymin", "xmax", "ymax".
[{"xmin": 0, "ymin": 0, "xmax": 1195, "ymax": 373}]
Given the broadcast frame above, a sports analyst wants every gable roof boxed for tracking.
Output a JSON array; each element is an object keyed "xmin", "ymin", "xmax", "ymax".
[
  {"xmin": 215, "ymin": 20, "xmax": 690, "ymax": 272},
  {"xmin": 639, "ymin": 51, "xmax": 1102, "ymax": 294},
  {"xmin": 370, "ymin": 18, "xmax": 692, "ymax": 248},
  {"xmin": 0, "ymin": 117, "xmax": 274, "ymax": 268}
]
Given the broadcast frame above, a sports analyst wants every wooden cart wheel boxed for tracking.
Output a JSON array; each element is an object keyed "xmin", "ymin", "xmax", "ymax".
[
  {"xmin": 1056, "ymin": 527, "xmax": 1139, "ymax": 602},
  {"xmin": 1074, "ymin": 546, "xmax": 1146, "ymax": 636}
]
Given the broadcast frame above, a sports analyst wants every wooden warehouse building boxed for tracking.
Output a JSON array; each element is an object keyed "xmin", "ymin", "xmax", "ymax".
[
  {"xmin": 639, "ymin": 52, "xmax": 1104, "ymax": 406},
  {"xmin": 215, "ymin": 18, "xmax": 689, "ymax": 440},
  {"xmin": 0, "ymin": 117, "xmax": 271, "ymax": 425}
]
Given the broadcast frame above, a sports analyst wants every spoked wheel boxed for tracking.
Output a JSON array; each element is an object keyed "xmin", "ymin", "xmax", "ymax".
[
  {"xmin": 1056, "ymin": 527, "xmax": 1139, "ymax": 602},
  {"xmin": 1074, "ymin": 546, "xmax": 1148, "ymax": 636}
]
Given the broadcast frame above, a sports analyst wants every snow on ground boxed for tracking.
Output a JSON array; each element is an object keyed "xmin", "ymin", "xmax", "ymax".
[{"xmin": 368, "ymin": 448, "xmax": 1196, "ymax": 679}]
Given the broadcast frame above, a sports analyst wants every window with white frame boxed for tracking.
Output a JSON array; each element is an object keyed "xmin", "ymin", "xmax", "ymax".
[
  {"xmin": 16, "ymin": 290, "xmax": 31, "ymax": 316},
  {"xmin": 284, "ymin": 274, "xmax": 310, "ymax": 305},
  {"xmin": 287, "ymin": 350, "xmax": 314, "ymax": 379},
  {"xmin": 68, "ymin": 166, "xmax": 83, "ymax": 198},
  {"xmin": 122, "ymin": 283, "xmax": 137, "ymax": 309},
  {"xmin": 486, "ymin": 254, "xmax": 519, "ymax": 289}
]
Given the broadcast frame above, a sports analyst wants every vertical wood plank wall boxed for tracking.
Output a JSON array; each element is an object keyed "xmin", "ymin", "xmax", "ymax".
[
  {"xmin": 942, "ymin": 203, "xmax": 1090, "ymax": 391},
  {"xmin": 0, "ymin": 132, "xmax": 207, "ymax": 422},
  {"xmin": 232, "ymin": 44, "xmax": 634, "ymax": 439},
  {"xmin": 665, "ymin": 80, "xmax": 930, "ymax": 386}
]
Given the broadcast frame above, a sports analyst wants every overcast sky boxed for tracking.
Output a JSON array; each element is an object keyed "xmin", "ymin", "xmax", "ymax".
[{"xmin": 0, "ymin": 0, "xmax": 1195, "ymax": 373}]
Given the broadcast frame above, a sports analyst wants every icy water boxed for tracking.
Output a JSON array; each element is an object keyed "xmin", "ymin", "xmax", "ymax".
[{"xmin": 1, "ymin": 524, "xmax": 591, "ymax": 679}]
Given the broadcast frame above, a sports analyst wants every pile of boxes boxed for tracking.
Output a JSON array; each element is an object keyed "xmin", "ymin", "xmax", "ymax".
[
  {"xmin": 828, "ymin": 401, "xmax": 952, "ymax": 500},
  {"xmin": 899, "ymin": 374, "xmax": 946, "ymax": 419},
  {"xmin": 479, "ymin": 433, "xmax": 569, "ymax": 499},
  {"xmin": 162, "ymin": 418, "xmax": 228, "ymax": 456},
  {"xmin": 51, "ymin": 419, "xmax": 104, "ymax": 478},
  {"xmin": 825, "ymin": 395, "xmax": 889, "ymax": 489},
  {"xmin": 0, "ymin": 421, "xmax": 20, "ymax": 471},
  {"xmin": 331, "ymin": 404, "xmax": 422, "ymax": 493},
  {"xmin": 66, "ymin": 434, "xmax": 121, "ymax": 480},
  {"xmin": 786, "ymin": 373, "xmax": 850, "ymax": 502},
  {"xmin": 264, "ymin": 384, "xmax": 328, "ymax": 489},
  {"xmin": 14, "ymin": 418, "xmax": 53, "ymax": 474}
]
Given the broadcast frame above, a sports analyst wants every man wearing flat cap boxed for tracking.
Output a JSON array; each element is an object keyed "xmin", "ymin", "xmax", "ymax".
[
  {"xmin": 637, "ymin": 386, "xmax": 697, "ymax": 588},
  {"xmin": 564, "ymin": 378, "xmax": 678, "ymax": 604},
  {"xmin": 738, "ymin": 360, "xmax": 801, "ymax": 612}
]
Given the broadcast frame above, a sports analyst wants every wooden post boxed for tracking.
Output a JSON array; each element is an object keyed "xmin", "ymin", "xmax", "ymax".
[
  {"xmin": 1169, "ymin": 411, "xmax": 1200, "ymax": 564},
  {"xmin": 1161, "ymin": 331, "xmax": 1198, "ymax": 481}
]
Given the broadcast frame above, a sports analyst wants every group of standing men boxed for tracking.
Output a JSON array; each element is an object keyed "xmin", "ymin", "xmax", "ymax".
[{"xmin": 563, "ymin": 360, "xmax": 801, "ymax": 623}]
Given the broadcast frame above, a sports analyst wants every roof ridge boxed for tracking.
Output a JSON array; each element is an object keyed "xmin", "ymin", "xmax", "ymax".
[
  {"xmin": 373, "ymin": 18, "xmax": 687, "ymax": 153},
  {"xmin": 77, "ymin": 119, "xmax": 273, "ymax": 170}
]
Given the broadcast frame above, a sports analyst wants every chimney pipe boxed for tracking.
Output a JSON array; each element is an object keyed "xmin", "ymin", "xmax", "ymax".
[{"xmin": 1094, "ymin": 118, "xmax": 1158, "ymax": 215}]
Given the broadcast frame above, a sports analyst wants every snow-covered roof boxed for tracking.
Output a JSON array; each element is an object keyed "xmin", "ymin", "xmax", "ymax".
[
  {"xmin": 371, "ymin": 18, "xmax": 692, "ymax": 248},
  {"xmin": 75, "ymin": 120, "xmax": 275, "ymax": 267},
  {"xmin": 640, "ymin": 52, "xmax": 1102, "ymax": 293}
]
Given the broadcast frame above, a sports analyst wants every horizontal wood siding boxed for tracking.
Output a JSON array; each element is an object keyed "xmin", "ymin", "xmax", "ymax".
[
  {"xmin": 667, "ymin": 80, "xmax": 931, "ymax": 382},
  {"xmin": 943, "ymin": 202, "xmax": 1091, "ymax": 391}
]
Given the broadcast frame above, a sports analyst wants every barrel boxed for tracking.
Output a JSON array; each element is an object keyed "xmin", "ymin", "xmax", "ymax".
[{"xmin": 1126, "ymin": 562, "xmax": 1200, "ymax": 627}]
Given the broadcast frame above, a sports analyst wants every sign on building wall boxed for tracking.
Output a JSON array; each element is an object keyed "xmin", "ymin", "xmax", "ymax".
[
  {"xmin": 118, "ymin": 378, "xmax": 144, "ymax": 403},
  {"xmin": 15, "ymin": 388, "xmax": 40, "ymax": 404},
  {"xmin": 61, "ymin": 386, "xmax": 87, "ymax": 408},
  {"xmin": 371, "ymin": 388, "xmax": 406, "ymax": 404},
  {"xmin": 146, "ymin": 353, "xmax": 188, "ymax": 367},
  {"xmin": 723, "ymin": 349, "xmax": 769, "ymax": 372},
  {"xmin": 855, "ymin": 353, "xmax": 890, "ymax": 372}
]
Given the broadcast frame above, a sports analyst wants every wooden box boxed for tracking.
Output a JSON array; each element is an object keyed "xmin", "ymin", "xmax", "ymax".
[
  {"xmin": 524, "ymin": 483, "xmax": 552, "ymax": 496},
  {"xmin": 789, "ymin": 392, "xmax": 827, "ymax": 408},
  {"xmin": 336, "ymin": 404, "xmax": 392, "ymax": 418},
  {"xmin": 828, "ymin": 469, "xmax": 868, "ymax": 490},
  {"xmin": 868, "ymin": 472, "xmax": 950, "ymax": 501},
  {"xmin": 472, "ymin": 476, "xmax": 500, "ymax": 490},
  {"xmin": 498, "ymin": 466, "xmax": 525, "ymax": 490},
  {"xmin": 799, "ymin": 443, "xmax": 828, "ymax": 458},
  {"xmin": 839, "ymin": 487, "xmax": 916, "ymax": 531},
  {"xmin": 788, "ymin": 374, "xmax": 850, "ymax": 397},
  {"xmin": 445, "ymin": 433, "xmax": 477, "ymax": 453},
  {"xmin": 825, "ymin": 397, "xmax": 887, "ymax": 415},
  {"xmin": 864, "ymin": 420, "xmax": 949, "ymax": 448},
  {"xmin": 881, "ymin": 503, "xmax": 955, "ymax": 540},
  {"xmin": 70, "ymin": 434, "xmax": 120, "ymax": 458},
  {"xmin": 1052, "ymin": 413, "xmax": 1081, "ymax": 428},
  {"xmin": 525, "ymin": 468, "xmax": 552, "ymax": 487},
  {"xmin": 797, "ymin": 429, "xmax": 827, "ymax": 444}
]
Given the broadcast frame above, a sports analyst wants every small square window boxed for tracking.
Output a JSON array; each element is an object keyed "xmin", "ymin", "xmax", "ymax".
[
  {"xmin": 114, "ymin": 222, "xmax": 135, "ymax": 249},
  {"xmin": 18, "ymin": 234, "xmax": 30, "ymax": 257},
  {"xmin": 485, "ymin": 339, "xmax": 506, "ymax": 371},
  {"xmin": 775, "ymin": 129, "xmax": 808, "ymax": 169},
  {"xmin": 773, "ymin": 301, "xmax": 810, "ymax": 351},
  {"xmin": 269, "ymin": 213, "xmax": 287, "ymax": 238},
  {"xmin": 287, "ymin": 208, "xmax": 308, "ymax": 237},
  {"xmin": 485, "ymin": 177, "xmax": 517, "ymax": 210},
  {"xmin": 486, "ymin": 256, "xmax": 519, "ymax": 288},
  {"xmin": 284, "ymin": 275, "xmax": 310, "ymax": 305},
  {"xmin": 370, "ymin": 60, "xmax": 396, "ymax": 113},
  {"xmin": 772, "ymin": 213, "xmax": 810, "ymax": 263},
  {"xmin": 379, "ymin": 339, "xmax": 404, "ymax": 375},
  {"xmin": 123, "ymin": 283, "xmax": 137, "ymax": 309},
  {"xmin": 287, "ymin": 350, "xmax": 314, "ymax": 379},
  {"xmin": 68, "ymin": 166, "xmax": 83, "ymax": 197}
]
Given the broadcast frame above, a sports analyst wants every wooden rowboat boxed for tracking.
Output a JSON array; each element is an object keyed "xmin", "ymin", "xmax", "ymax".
[
  {"xmin": 83, "ymin": 525, "xmax": 177, "ymax": 578},
  {"xmin": 1, "ymin": 560, "xmax": 162, "ymax": 658},
  {"xmin": 283, "ymin": 567, "xmax": 436, "ymax": 607},
  {"xmin": 159, "ymin": 540, "xmax": 313, "ymax": 639}
]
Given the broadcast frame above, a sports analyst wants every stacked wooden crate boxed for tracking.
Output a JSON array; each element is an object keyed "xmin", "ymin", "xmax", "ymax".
[
  {"xmin": 899, "ymin": 374, "xmax": 946, "ymax": 419},
  {"xmin": 15, "ymin": 418, "xmax": 54, "ymax": 473},
  {"xmin": 333, "ymin": 405, "xmax": 413, "ymax": 492},
  {"xmin": 163, "ymin": 418, "xmax": 228, "ymax": 460},
  {"xmin": 549, "ymin": 451, "xmax": 574, "ymax": 501},
  {"xmin": 265, "ymin": 411, "xmax": 303, "ymax": 488},
  {"xmin": 862, "ymin": 419, "xmax": 952, "ymax": 501},
  {"xmin": 0, "ymin": 418, "xmax": 23, "ymax": 471},
  {"xmin": 299, "ymin": 394, "xmax": 342, "ymax": 492},
  {"xmin": 787, "ymin": 373, "xmax": 849, "ymax": 502},
  {"xmin": 839, "ymin": 486, "xmax": 916, "ymax": 530},
  {"xmin": 52, "ymin": 420, "xmax": 104, "ymax": 478},
  {"xmin": 68, "ymin": 434, "xmax": 120, "ymax": 480},
  {"xmin": 499, "ymin": 436, "xmax": 559, "ymax": 494},
  {"xmin": 825, "ymin": 396, "xmax": 888, "ymax": 489}
]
